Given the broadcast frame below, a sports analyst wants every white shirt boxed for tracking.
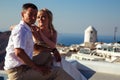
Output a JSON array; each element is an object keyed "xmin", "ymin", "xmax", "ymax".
[{"xmin": 4, "ymin": 21, "xmax": 34, "ymax": 70}]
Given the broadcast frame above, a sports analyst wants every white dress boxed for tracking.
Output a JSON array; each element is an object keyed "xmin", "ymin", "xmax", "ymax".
[{"xmin": 53, "ymin": 58, "xmax": 87, "ymax": 80}]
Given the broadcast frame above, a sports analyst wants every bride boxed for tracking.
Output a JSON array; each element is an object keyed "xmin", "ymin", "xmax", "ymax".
[{"xmin": 31, "ymin": 8, "xmax": 86, "ymax": 80}]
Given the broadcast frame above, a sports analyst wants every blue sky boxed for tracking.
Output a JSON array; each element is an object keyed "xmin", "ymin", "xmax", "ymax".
[{"xmin": 0, "ymin": 0, "xmax": 120, "ymax": 37}]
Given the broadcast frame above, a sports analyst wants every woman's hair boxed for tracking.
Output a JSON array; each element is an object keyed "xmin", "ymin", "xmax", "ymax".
[{"xmin": 38, "ymin": 8, "xmax": 56, "ymax": 36}]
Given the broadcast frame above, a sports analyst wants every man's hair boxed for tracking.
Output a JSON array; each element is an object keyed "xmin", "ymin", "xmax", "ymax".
[{"xmin": 22, "ymin": 3, "xmax": 38, "ymax": 10}]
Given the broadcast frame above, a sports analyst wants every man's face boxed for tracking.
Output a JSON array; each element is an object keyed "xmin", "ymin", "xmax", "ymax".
[{"xmin": 22, "ymin": 8, "xmax": 38, "ymax": 26}]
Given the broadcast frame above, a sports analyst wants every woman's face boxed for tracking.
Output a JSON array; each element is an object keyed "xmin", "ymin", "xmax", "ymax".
[{"xmin": 37, "ymin": 11, "xmax": 49, "ymax": 28}]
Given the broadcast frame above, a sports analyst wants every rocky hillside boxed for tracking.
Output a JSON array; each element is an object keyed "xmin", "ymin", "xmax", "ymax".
[
  {"xmin": 0, "ymin": 31, "xmax": 11, "ymax": 55},
  {"xmin": 0, "ymin": 31, "xmax": 11, "ymax": 62}
]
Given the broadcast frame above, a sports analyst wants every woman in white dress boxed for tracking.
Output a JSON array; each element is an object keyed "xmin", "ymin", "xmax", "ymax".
[{"xmin": 31, "ymin": 8, "xmax": 86, "ymax": 80}]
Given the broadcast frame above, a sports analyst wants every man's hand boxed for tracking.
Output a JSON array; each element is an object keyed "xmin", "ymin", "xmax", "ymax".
[
  {"xmin": 33, "ymin": 64, "xmax": 52, "ymax": 76},
  {"xmin": 39, "ymin": 66, "xmax": 52, "ymax": 75}
]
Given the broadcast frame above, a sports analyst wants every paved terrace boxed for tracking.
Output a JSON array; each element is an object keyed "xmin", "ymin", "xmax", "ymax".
[
  {"xmin": 72, "ymin": 60, "xmax": 120, "ymax": 80},
  {"xmin": 80, "ymin": 70, "xmax": 120, "ymax": 80}
]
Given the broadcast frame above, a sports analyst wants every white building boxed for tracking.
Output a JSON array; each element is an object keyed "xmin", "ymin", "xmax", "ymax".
[{"xmin": 84, "ymin": 25, "xmax": 97, "ymax": 43}]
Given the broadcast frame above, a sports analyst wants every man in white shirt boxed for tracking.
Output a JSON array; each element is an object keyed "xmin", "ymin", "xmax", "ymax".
[{"xmin": 4, "ymin": 3, "xmax": 74, "ymax": 80}]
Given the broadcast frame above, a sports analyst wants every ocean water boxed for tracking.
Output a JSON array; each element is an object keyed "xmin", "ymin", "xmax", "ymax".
[{"xmin": 57, "ymin": 33, "xmax": 120, "ymax": 46}]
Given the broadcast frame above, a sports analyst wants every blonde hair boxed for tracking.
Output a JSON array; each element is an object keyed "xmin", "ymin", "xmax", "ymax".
[{"xmin": 38, "ymin": 8, "xmax": 56, "ymax": 36}]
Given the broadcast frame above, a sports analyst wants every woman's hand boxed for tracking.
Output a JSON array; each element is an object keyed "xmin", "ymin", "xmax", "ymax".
[
  {"xmin": 10, "ymin": 25, "xmax": 16, "ymax": 31},
  {"xmin": 31, "ymin": 25, "xmax": 42, "ymax": 42},
  {"xmin": 52, "ymin": 48, "xmax": 61, "ymax": 62}
]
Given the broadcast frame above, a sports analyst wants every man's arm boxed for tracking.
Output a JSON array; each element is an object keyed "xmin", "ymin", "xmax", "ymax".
[
  {"xmin": 14, "ymin": 48, "xmax": 35, "ymax": 67},
  {"xmin": 14, "ymin": 48, "xmax": 51, "ymax": 75}
]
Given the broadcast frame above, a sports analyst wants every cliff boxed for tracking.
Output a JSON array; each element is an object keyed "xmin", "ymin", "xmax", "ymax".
[{"xmin": 0, "ymin": 31, "xmax": 11, "ymax": 69}]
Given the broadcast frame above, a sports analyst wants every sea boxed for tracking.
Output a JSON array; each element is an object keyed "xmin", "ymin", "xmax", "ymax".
[{"xmin": 57, "ymin": 33, "xmax": 120, "ymax": 46}]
